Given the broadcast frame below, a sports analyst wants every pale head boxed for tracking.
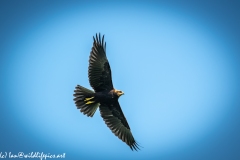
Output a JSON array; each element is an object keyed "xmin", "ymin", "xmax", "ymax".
[{"xmin": 114, "ymin": 89, "xmax": 124, "ymax": 97}]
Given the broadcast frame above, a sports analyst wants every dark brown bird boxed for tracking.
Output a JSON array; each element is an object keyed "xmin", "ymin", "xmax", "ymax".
[{"xmin": 73, "ymin": 33, "xmax": 140, "ymax": 151}]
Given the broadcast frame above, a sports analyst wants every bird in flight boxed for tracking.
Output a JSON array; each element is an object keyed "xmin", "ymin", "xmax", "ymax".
[{"xmin": 73, "ymin": 33, "xmax": 140, "ymax": 151}]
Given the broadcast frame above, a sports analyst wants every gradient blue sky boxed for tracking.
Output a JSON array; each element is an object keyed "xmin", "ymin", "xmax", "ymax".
[{"xmin": 1, "ymin": 1, "xmax": 240, "ymax": 160}]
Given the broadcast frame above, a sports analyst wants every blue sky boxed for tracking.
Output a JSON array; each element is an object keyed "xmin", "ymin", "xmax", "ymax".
[{"xmin": 1, "ymin": 1, "xmax": 240, "ymax": 160}]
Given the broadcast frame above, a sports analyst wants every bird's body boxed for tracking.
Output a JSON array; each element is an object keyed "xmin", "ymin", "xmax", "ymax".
[
  {"xmin": 73, "ymin": 33, "xmax": 139, "ymax": 151},
  {"xmin": 84, "ymin": 89, "xmax": 121, "ymax": 104}
]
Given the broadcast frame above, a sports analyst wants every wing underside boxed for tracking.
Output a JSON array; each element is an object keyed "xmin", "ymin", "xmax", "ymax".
[
  {"xmin": 88, "ymin": 33, "xmax": 113, "ymax": 92},
  {"xmin": 99, "ymin": 102, "xmax": 140, "ymax": 151}
]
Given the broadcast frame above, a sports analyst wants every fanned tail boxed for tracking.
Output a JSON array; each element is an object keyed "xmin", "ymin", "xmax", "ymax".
[{"xmin": 73, "ymin": 85, "xmax": 99, "ymax": 117}]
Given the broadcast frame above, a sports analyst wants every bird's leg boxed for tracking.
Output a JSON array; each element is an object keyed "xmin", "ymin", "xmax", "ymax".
[
  {"xmin": 85, "ymin": 101, "xmax": 95, "ymax": 104},
  {"xmin": 84, "ymin": 97, "xmax": 95, "ymax": 104},
  {"xmin": 84, "ymin": 97, "xmax": 94, "ymax": 101}
]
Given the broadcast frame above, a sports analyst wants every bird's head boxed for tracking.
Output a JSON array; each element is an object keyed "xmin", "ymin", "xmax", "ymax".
[{"xmin": 114, "ymin": 89, "xmax": 124, "ymax": 97}]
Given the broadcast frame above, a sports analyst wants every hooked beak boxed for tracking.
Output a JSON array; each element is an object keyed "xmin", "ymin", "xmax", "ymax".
[{"xmin": 118, "ymin": 92, "xmax": 124, "ymax": 97}]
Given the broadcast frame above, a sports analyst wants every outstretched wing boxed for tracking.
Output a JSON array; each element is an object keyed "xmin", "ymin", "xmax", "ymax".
[
  {"xmin": 88, "ymin": 33, "xmax": 113, "ymax": 92},
  {"xmin": 99, "ymin": 101, "xmax": 140, "ymax": 151}
]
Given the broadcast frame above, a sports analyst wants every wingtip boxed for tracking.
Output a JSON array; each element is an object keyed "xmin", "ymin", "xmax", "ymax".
[
  {"xmin": 93, "ymin": 33, "xmax": 102, "ymax": 44},
  {"xmin": 93, "ymin": 33, "xmax": 106, "ymax": 49},
  {"xmin": 130, "ymin": 140, "xmax": 142, "ymax": 151}
]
